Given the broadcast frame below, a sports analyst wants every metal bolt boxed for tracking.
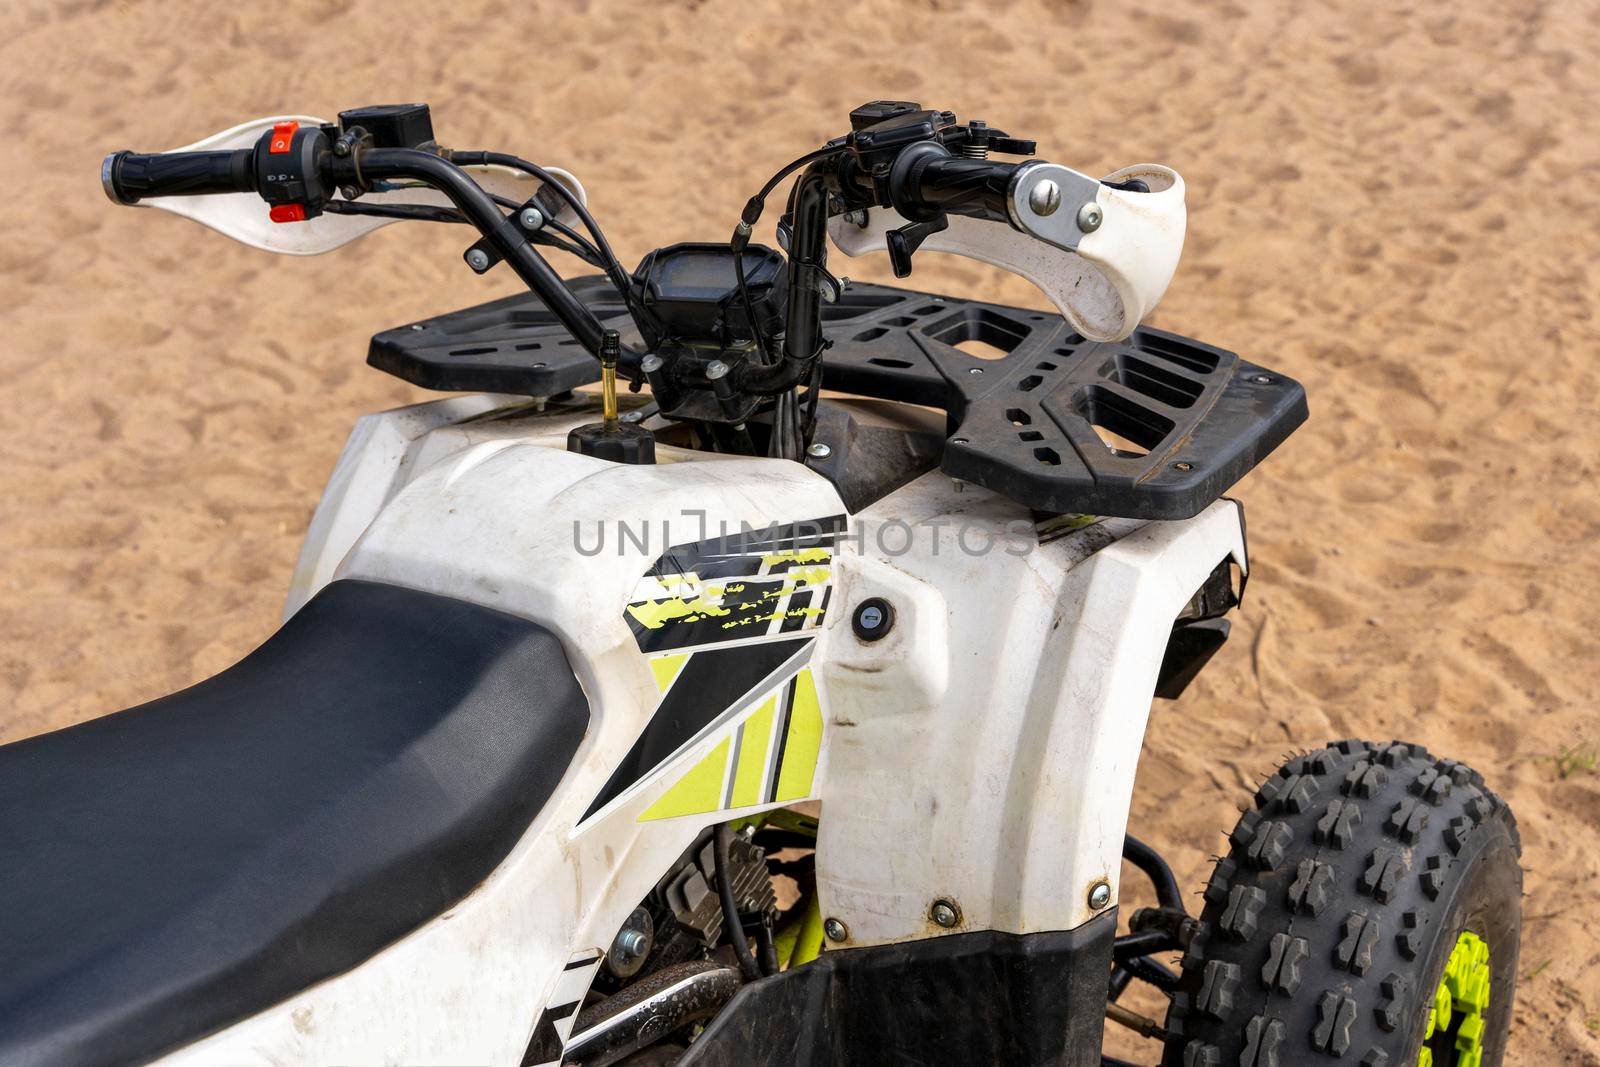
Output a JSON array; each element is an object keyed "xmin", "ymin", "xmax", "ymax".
[
  {"xmin": 845, "ymin": 209, "xmax": 869, "ymax": 228},
  {"xmin": 1028, "ymin": 179, "xmax": 1062, "ymax": 217},
  {"xmin": 339, "ymin": 185, "xmax": 360, "ymax": 201},
  {"xmin": 951, "ymin": 437, "xmax": 968, "ymax": 445},
  {"xmin": 465, "ymin": 248, "xmax": 491, "ymax": 272},
  {"xmin": 1088, "ymin": 881, "xmax": 1112, "ymax": 910},
  {"xmin": 931, "ymin": 899, "xmax": 960, "ymax": 928},
  {"xmin": 519, "ymin": 207, "xmax": 545, "ymax": 231},
  {"xmin": 640, "ymin": 354, "xmax": 664, "ymax": 374},
  {"xmin": 1173, "ymin": 461, "xmax": 1193, "ymax": 471},
  {"xmin": 1252, "ymin": 374, "xmax": 1273, "ymax": 384},
  {"xmin": 616, "ymin": 930, "xmax": 647, "ymax": 957},
  {"xmin": 968, "ymin": 367, "xmax": 984, "ymax": 376},
  {"xmin": 409, "ymin": 323, "xmax": 425, "ymax": 331},
  {"xmin": 807, "ymin": 442, "xmax": 833, "ymax": 460},
  {"xmin": 621, "ymin": 409, "xmax": 644, "ymax": 424},
  {"xmin": 1077, "ymin": 202, "xmax": 1105, "ymax": 233},
  {"xmin": 824, "ymin": 918, "xmax": 848, "ymax": 942},
  {"xmin": 705, "ymin": 360, "xmax": 730, "ymax": 381}
]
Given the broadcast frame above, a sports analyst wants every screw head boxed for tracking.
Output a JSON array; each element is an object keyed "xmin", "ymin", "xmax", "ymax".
[
  {"xmin": 1252, "ymin": 374, "xmax": 1273, "ymax": 384},
  {"xmin": 1077, "ymin": 202, "xmax": 1105, "ymax": 233},
  {"xmin": 705, "ymin": 360, "xmax": 730, "ymax": 381},
  {"xmin": 519, "ymin": 207, "xmax": 545, "ymax": 231},
  {"xmin": 823, "ymin": 918, "xmax": 848, "ymax": 942},
  {"xmin": 931, "ymin": 899, "xmax": 960, "ymax": 928},
  {"xmin": 1028, "ymin": 179, "xmax": 1062, "ymax": 217},
  {"xmin": 465, "ymin": 248, "xmax": 491, "ymax": 272},
  {"xmin": 639, "ymin": 354, "xmax": 664, "ymax": 374},
  {"xmin": 807, "ymin": 442, "xmax": 833, "ymax": 460},
  {"xmin": 968, "ymin": 367, "xmax": 984, "ymax": 376},
  {"xmin": 621, "ymin": 409, "xmax": 644, "ymax": 424},
  {"xmin": 409, "ymin": 323, "xmax": 425, "ymax": 331},
  {"xmin": 1088, "ymin": 881, "xmax": 1112, "ymax": 910},
  {"xmin": 1173, "ymin": 461, "xmax": 1193, "ymax": 472}
]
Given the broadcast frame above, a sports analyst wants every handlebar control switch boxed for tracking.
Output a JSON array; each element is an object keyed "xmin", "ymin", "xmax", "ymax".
[{"xmin": 253, "ymin": 125, "xmax": 334, "ymax": 223}]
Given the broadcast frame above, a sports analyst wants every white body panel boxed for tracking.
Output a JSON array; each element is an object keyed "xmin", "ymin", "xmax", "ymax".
[{"xmin": 155, "ymin": 394, "xmax": 1244, "ymax": 1065}]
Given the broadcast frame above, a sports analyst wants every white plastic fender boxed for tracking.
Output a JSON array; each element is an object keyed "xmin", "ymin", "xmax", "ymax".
[
  {"xmin": 827, "ymin": 164, "xmax": 1185, "ymax": 342},
  {"xmin": 814, "ymin": 480, "xmax": 1245, "ymax": 944},
  {"xmin": 133, "ymin": 116, "xmax": 589, "ymax": 256}
]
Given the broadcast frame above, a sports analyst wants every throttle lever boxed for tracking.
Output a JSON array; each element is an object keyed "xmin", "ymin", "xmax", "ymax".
[{"xmin": 885, "ymin": 213, "xmax": 949, "ymax": 278}]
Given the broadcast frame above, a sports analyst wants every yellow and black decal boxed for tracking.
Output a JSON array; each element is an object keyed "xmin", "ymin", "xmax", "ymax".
[
  {"xmin": 635, "ymin": 660, "xmax": 824, "ymax": 821},
  {"xmin": 582, "ymin": 516, "xmax": 843, "ymax": 826},
  {"xmin": 625, "ymin": 515, "xmax": 844, "ymax": 653}
]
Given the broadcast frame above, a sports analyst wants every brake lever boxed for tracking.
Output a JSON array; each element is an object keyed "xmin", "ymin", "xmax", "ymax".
[{"xmin": 885, "ymin": 213, "xmax": 949, "ymax": 278}]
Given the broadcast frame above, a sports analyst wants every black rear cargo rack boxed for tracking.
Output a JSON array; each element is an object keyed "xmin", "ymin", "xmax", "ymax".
[{"xmin": 369, "ymin": 279, "xmax": 1307, "ymax": 521}]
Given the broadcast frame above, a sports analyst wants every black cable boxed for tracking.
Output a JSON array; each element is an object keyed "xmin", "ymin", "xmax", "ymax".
[
  {"xmin": 802, "ymin": 357, "xmax": 823, "ymax": 437},
  {"xmin": 545, "ymin": 217, "xmax": 604, "ymax": 262},
  {"xmin": 731, "ymin": 141, "xmax": 850, "ymax": 252},
  {"xmin": 451, "ymin": 151, "xmax": 635, "ymax": 292},
  {"xmin": 753, "ymin": 919, "xmax": 780, "ymax": 977},
  {"xmin": 531, "ymin": 232, "xmax": 607, "ymax": 269},
  {"xmin": 323, "ymin": 200, "xmax": 467, "ymax": 224},
  {"xmin": 712, "ymin": 824, "xmax": 761, "ymax": 982},
  {"xmin": 733, "ymin": 250, "xmax": 772, "ymax": 366},
  {"xmin": 728, "ymin": 142, "xmax": 852, "ymax": 454}
]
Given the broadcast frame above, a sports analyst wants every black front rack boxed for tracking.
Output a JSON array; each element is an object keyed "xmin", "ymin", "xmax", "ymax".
[{"xmin": 369, "ymin": 279, "xmax": 1307, "ymax": 520}]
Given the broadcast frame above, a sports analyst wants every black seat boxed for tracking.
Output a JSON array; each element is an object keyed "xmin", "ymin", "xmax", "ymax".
[{"xmin": 0, "ymin": 579, "xmax": 589, "ymax": 1067}]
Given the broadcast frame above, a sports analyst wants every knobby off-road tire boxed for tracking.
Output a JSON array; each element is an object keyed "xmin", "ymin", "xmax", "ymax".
[{"xmin": 1160, "ymin": 739, "xmax": 1522, "ymax": 1067}]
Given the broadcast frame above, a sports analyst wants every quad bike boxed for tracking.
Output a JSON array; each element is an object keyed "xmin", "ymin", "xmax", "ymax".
[{"xmin": 0, "ymin": 101, "xmax": 1520, "ymax": 1067}]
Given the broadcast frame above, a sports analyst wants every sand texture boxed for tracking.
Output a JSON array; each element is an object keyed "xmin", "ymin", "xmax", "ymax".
[{"xmin": 2, "ymin": 0, "xmax": 1597, "ymax": 1061}]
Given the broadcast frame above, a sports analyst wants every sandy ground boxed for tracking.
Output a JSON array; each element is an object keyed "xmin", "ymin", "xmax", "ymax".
[{"xmin": 2, "ymin": 0, "xmax": 1597, "ymax": 1062}]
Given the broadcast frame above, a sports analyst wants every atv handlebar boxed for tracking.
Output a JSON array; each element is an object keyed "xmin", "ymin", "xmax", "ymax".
[
  {"xmin": 98, "ymin": 103, "xmax": 1145, "ymax": 440},
  {"xmin": 102, "ymin": 149, "xmax": 257, "ymax": 204}
]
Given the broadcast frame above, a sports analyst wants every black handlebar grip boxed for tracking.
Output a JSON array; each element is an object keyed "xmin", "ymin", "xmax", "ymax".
[
  {"xmin": 886, "ymin": 143, "xmax": 1016, "ymax": 225},
  {"xmin": 101, "ymin": 149, "xmax": 256, "ymax": 205}
]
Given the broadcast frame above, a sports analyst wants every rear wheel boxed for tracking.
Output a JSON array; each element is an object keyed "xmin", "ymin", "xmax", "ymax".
[{"xmin": 1160, "ymin": 739, "xmax": 1522, "ymax": 1067}]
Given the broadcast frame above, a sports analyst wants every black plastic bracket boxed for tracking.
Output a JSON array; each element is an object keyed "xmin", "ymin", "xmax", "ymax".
[{"xmin": 367, "ymin": 278, "xmax": 1307, "ymax": 521}]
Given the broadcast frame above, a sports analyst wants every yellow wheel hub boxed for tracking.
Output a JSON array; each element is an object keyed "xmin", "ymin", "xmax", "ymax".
[{"xmin": 1419, "ymin": 930, "xmax": 1491, "ymax": 1067}]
